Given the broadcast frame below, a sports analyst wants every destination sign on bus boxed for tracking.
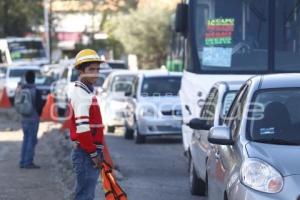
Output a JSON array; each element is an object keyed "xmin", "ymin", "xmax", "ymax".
[{"xmin": 205, "ymin": 18, "xmax": 235, "ymax": 46}]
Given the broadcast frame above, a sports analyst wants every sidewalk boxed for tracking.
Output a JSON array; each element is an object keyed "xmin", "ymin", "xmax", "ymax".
[{"xmin": 0, "ymin": 122, "xmax": 64, "ymax": 200}]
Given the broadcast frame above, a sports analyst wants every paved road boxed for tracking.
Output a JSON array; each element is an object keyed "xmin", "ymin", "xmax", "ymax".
[
  {"xmin": 0, "ymin": 108, "xmax": 206, "ymax": 200},
  {"xmin": 105, "ymin": 130, "xmax": 206, "ymax": 200}
]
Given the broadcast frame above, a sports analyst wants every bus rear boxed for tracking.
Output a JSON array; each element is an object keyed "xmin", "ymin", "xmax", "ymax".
[{"xmin": 0, "ymin": 37, "xmax": 49, "ymax": 66}]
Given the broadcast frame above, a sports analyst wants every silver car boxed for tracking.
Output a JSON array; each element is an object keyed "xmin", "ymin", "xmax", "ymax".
[
  {"xmin": 187, "ymin": 81, "xmax": 243, "ymax": 196},
  {"xmin": 125, "ymin": 71, "xmax": 183, "ymax": 144},
  {"xmin": 99, "ymin": 70, "xmax": 137, "ymax": 134},
  {"xmin": 206, "ymin": 74, "xmax": 300, "ymax": 200}
]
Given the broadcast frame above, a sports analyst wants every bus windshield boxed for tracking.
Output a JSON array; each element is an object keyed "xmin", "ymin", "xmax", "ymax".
[
  {"xmin": 194, "ymin": 0, "xmax": 300, "ymax": 72},
  {"xmin": 8, "ymin": 41, "xmax": 47, "ymax": 61}
]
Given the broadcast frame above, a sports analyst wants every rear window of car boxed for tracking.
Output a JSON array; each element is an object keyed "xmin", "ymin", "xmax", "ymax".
[
  {"xmin": 141, "ymin": 76, "xmax": 182, "ymax": 96},
  {"xmin": 248, "ymin": 89, "xmax": 300, "ymax": 145},
  {"xmin": 108, "ymin": 62, "xmax": 127, "ymax": 69},
  {"xmin": 9, "ymin": 69, "xmax": 40, "ymax": 78}
]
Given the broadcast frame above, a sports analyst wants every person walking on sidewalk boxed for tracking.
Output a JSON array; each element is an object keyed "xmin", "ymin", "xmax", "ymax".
[
  {"xmin": 18, "ymin": 70, "xmax": 43, "ymax": 169},
  {"xmin": 69, "ymin": 49, "xmax": 106, "ymax": 200}
]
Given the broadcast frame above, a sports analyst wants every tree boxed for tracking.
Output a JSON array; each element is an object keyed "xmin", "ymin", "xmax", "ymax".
[
  {"xmin": 109, "ymin": 5, "xmax": 171, "ymax": 69},
  {"xmin": 0, "ymin": 0, "xmax": 44, "ymax": 37}
]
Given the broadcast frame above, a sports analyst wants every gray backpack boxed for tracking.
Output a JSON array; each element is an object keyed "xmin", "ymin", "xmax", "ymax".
[{"xmin": 14, "ymin": 88, "xmax": 34, "ymax": 116}]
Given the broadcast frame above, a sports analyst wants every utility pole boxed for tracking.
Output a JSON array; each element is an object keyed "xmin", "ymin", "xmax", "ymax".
[
  {"xmin": 3, "ymin": 0, "xmax": 9, "ymax": 36},
  {"xmin": 44, "ymin": 0, "xmax": 52, "ymax": 63}
]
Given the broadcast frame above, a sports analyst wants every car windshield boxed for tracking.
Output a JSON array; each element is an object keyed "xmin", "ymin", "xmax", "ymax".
[
  {"xmin": 35, "ymin": 75, "xmax": 56, "ymax": 86},
  {"xmin": 9, "ymin": 69, "xmax": 40, "ymax": 78},
  {"xmin": 8, "ymin": 41, "xmax": 47, "ymax": 61},
  {"xmin": 248, "ymin": 89, "xmax": 300, "ymax": 145},
  {"xmin": 111, "ymin": 75, "xmax": 135, "ymax": 92},
  {"xmin": 141, "ymin": 76, "xmax": 182, "ymax": 96}
]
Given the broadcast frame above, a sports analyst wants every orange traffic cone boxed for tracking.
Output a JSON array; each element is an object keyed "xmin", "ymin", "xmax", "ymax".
[
  {"xmin": 40, "ymin": 94, "xmax": 58, "ymax": 122},
  {"xmin": 60, "ymin": 117, "xmax": 71, "ymax": 131},
  {"xmin": 0, "ymin": 88, "xmax": 12, "ymax": 108}
]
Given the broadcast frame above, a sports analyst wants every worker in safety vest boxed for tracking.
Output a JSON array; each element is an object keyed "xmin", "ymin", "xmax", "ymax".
[{"xmin": 69, "ymin": 49, "xmax": 105, "ymax": 200}]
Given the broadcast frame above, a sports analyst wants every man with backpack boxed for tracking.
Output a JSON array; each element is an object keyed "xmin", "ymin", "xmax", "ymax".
[{"xmin": 15, "ymin": 70, "xmax": 43, "ymax": 169}]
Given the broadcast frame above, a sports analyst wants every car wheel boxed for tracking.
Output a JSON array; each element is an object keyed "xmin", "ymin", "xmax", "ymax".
[
  {"xmin": 189, "ymin": 158, "xmax": 206, "ymax": 196},
  {"xmin": 107, "ymin": 126, "xmax": 115, "ymax": 133},
  {"xmin": 9, "ymin": 97, "xmax": 14, "ymax": 105},
  {"xmin": 124, "ymin": 127, "xmax": 134, "ymax": 140},
  {"xmin": 134, "ymin": 127, "xmax": 145, "ymax": 144}
]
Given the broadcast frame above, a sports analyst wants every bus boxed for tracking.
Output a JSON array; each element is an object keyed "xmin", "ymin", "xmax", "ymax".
[
  {"xmin": 175, "ymin": 0, "xmax": 300, "ymax": 157},
  {"xmin": 0, "ymin": 37, "xmax": 49, "ymax": 66}
]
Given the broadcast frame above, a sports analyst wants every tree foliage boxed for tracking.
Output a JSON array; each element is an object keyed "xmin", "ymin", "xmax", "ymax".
[
  {"xmin": 0, "ymin": 0, "xmax": 44, "ymax": 37},
  {"xmin": 108, "ymin": 5, "xmax": 171, "ymax": 69}
]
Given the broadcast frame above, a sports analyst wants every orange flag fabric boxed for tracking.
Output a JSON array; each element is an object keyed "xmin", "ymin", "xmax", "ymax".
[{"xmin": 101, "ymin": 161, "xmax": 127, "ymax": 200}]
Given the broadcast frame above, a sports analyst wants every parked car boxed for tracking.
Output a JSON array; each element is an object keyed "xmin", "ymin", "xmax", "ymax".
[
  {"xmin": 124, "ymin": 70, "xmax": 183, "ymax": 144},
  {"xmin": 53, "ymin": 65, "xmax": 112, "ymax": 117},
  {"xmin": 99, "ymin": 70, "xmax": 137, "ymax": 135},
  {"xmin": 205, "ymin": 74, "xmax": 300, "ymax": 200},
  {"xmin": 4, "ymin": 65, "xmax": 42, "ymax": 103},
  {"xmin": 187, "ymin": 81, "xmax": 243, "ymax": 196}
]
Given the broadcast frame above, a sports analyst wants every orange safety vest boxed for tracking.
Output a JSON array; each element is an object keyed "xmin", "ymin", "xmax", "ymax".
[{"xmin": 101, "ymin": 161, "xmax": 127, "ymax": 200}]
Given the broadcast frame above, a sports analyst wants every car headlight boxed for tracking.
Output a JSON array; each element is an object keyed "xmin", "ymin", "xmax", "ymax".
[
  {"xmin": 109, "ymin": 100, "xmax": 126, "ymax": 110},
  {"xmin": 240, "ymin": 158, "xmax": 283, "ymax": 193},
  {"xmin": 141, "ymin": 106, "xmax": 156, "ymax": 117}
]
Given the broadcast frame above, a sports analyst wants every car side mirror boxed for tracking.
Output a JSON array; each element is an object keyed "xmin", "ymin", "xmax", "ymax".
[
  {"xmin": 208, "ymin": 126, "xmax": 234, "ymax": 145},
  {"xmin": 175, "ymin": 3, "xmax": 188, "ymax": 36},
  {"xmin": 96, "ymin": 87, "xmax": 104, "ymax": 95},
  {"xmin": 187, "ymin": 118, "xmax": 210, "ymax": 130}
]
